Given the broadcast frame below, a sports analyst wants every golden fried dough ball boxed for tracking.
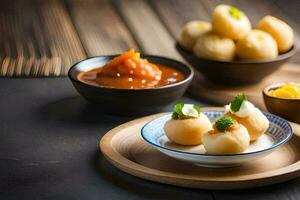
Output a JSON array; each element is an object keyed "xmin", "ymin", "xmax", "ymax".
[
  {"xmin": 212, "ymin": 4, "xmax": 251, "ymax": 40},
  {"xmin": 193, "ymin": 32, "xmax": 236, "ymax": 61},
  {"xmin": 179, "ymin": 21, "xmax": 212, "ymax": 51},
  {"xmin": 202, "ymin": 124, "xmax": 250, "ymax": 154},
  {"xmin": 257, "ymin": 15, "xmax": 294, "ymax": 53},
  {"xmin": 164, "ymin": 113, "xmax": 212, "ymax": 145},
  {"xmin": 226, "ymin": 108, "xmax": 269, "ymax": 141},
  {"xmin": 236, "ymin": 30, "xmax": 278, "ymax": 59}
]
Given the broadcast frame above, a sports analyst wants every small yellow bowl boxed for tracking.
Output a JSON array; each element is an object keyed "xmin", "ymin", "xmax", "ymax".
[{"xmin": 263, "ymin": 82, "xmax": 300, "ymax": 123}]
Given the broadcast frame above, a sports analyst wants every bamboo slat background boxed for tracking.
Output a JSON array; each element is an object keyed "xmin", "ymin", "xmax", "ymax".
[{"xmin": 0, "ymin": 0, "xmax": 299, "ymax": 77}]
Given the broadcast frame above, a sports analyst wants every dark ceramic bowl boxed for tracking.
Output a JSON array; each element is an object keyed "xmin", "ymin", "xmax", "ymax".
[
  {"xmin": 176, "ymin": 43, "xmax": 296, "ymax": 85},
  {"xmin": 263, "ymin": 82, "xmax": 300, "ymax": 123},
  {"xmin": 68, "ymin": 55, "xmax": 194, "ymax": 116}
]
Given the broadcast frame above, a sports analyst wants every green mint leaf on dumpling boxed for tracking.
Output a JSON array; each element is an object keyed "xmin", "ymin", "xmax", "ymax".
[
  {"xmin": 215, "ymin": 116, "xmax": 234, "ymax": 132},
  {"xmin": 171, "ymin": 103, "xmax": 201, "ymax": 119},
  {"xmin": 172, "ymin": 103, "xmax": 184, "ymax": 119},
  {"xmin": 230, "ymin": 94, "xmax": 247, "ymax": 112},
  {"xmin": 229, "ymin": 7, "xmax": 242, "ymax": 20},
  {"xmin": 193, "ymin": 105, "xmax": 201, "ymax": 113}
]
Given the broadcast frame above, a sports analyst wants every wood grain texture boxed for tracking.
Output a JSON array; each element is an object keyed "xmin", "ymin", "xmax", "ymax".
[
  {"xmin": 189, "ymin": 63, "xmax": 300, "ymax": 111},
  {"xmin": 68, "ymin": 0, "xmax": 139, "ymax": 56},
  {"xmin": 39, "ymin": 0, "xmax": 86, "ymax": 76},
  {"xmin": 150, "ymin": 0, "xmax": 210, "ymax": 40},
  {"xmin": 114, "ymin": 0, "xmax": 182, "ymax": 60},
  {"xmin": 100, "ymin": 107, "xmax": 300, "ymax": 190},
  {"xmin": 0, "ymin": 0, "xmax": 86, "ymax": 77},
  {"xmin": 0, "ymin": 0, "xmax": 299, "ymax": 77}
]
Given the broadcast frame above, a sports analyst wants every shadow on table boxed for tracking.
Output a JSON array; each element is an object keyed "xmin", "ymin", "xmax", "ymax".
[
  {"xmin": 92, "ymin": 150, "xmax": 300, "ymax": 199},
  {"xmin": 38, "ymin": 96, "xmax": 300, "ymax": 199},
  {"xmin": 37, "ymin": 94, "xmax": 211, "ymax": 124},
  {"xmin": 36, "ymin": 96, "xmax": 133, "ymax": 125},
  {"xmin": 36, "ymin": 92, "xmax": 212, "ymax": 127},
  {"xmin": 92, "ymin": 151, "xmax": 213, "ymax": 200}
]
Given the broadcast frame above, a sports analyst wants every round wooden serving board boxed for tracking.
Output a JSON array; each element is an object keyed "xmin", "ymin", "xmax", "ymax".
[{"xmin": 100, "ymin": 107, "xmax": 300, "ymax": 190}]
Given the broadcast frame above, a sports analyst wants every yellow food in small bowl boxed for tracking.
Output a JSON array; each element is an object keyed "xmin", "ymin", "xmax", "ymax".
[
  {"xmin": 269, "ymin": 83, "xmax": 300, "ymax": 99},
  {"xmin": 263, "ymin": 83, "xmax": 300, "ymax": 123}
]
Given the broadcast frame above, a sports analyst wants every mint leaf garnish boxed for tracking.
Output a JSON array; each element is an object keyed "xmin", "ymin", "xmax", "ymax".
[
  {"xmin": 194, "ymin": 105, "xmax": 201, "ymax": 113},
  {"xmin": 171, "ymin": 103, "xmax": 201, "ymax": 119},
  {"xmin": 215, "ymin": 116, "xmax": 234, "ymax": 132},
  {"xmin": 172, "ymin": 103, "xmax": 184, "ymax": 119},
  {"xmin": 229, "ymin": 7, "xmax": 242, "ymax": 20},
  {"xmin": 230, "ymin": 94, "xmax": 247, "ymax": 112}
]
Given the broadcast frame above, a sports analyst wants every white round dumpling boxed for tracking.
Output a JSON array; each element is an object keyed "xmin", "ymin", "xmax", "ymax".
[
  {"xmin": 257, "ymin": 15, "xmax": 294, "ymax": 53},
  {"xmin": 193, "ymin": 32, "xmax": 236, "ymax": 61},
  {"xmin": 202, "ymin": 120, "xmax": 250, "ymax": 154},
  {"xmin": 224, "ymin": 95, "xmax": 270, "ymax": 141},
  {"xmin": 236, "ymin": 30, "xmax": 278, "ymax": 59},
  {"xmin": 179, "ymin": 21, "xmax": 212, "ymax": 51},
  {"xmin": 164, "ymin": 113, "xmax": 212, "ymax": 145},
  {"xmin": 212, "ymin": 4, "xmax": 251, "ymax": 40},
  {"xmin": 226, "ymin": 108, "xmax": 269, "ymax": 142}
]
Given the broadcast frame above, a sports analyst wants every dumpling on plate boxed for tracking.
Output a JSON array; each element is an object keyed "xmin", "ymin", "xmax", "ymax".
[
  {"xmin": 179, "ymin": 21, "xmax": 212, "ymax": 51},
  {"xmin": 257, "ymin": 15, "xmax": 294, "ymax": 53},
  {"xmin": 236, "ymin": 30, "xmax": 278, "ymax": 59},
  {"xmin": 164, "ymin": 103, "xmax": 212, "ymax": 145},
  {"xmin": 212, "ymin": 4, "xmax": 251, "ymax": 40},
  {"xmin": 224, "ymin": 94, "xmax": 269, "ymax": 141},
  {"xmin": 193, "ymin": 32, "xmax": 236, "ymax": 61},
  {"xmin": 202, "ymin": 116, "xmax": 250, "ymax": 154}
]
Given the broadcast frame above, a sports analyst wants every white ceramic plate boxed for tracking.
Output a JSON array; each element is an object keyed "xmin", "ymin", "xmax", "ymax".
[{"xmin": 141, "ymin": 111, "xmax": 292, "ymax": 167}]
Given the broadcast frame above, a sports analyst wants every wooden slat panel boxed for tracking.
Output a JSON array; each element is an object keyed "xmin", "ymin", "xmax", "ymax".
[
  {"xmin": 0, "ymin": 0, "xmax": 298, "ymax": 77},
  {"xmin": 0, "ymin": 0, "xmax": 86, "ymax": 77},
  {"xmin": 150, "ymin": 0, "xmax": 210, "ymax": 40},
  {"xmin": 38, "ymin": 0, "xmax": 86, "ymax": 75},
  {"xmin": 274, "ymin": 0, "xmax": 300, "ymax": 25},
  {"xmin": 114, "ymin": 0, "xmax": 182, "ymax": 59},
  {"xmin": 68, "ymin": 0, "xmax": 139, "ymax": 56}
]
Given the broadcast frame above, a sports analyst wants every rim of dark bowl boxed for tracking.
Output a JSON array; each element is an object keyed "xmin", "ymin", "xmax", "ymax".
[
  {"xmin": 68, "ymin": 54, "xmax": 194, "ymax": 91},
  {"xmin": 176, "ymin": 42, "xmax": 297, "ymax": 64},
  {"xmin": 141, "ymin": 111, "xmax": 293, "ymax": 157},
  {"xmin": 263, "ymin": 82, "xmax": 300, "ymax": 101}
]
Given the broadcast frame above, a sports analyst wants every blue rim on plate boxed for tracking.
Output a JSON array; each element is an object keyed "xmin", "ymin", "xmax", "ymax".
[{"xmin": 141, "ymin": 111, "xmax": 293, "ymax": 157}]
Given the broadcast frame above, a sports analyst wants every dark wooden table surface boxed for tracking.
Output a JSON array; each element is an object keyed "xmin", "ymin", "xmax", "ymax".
[
  {"xmin": 2, "ymin": 77, "xmax": 300, "ymax": 200},
  {"xmin": 1, "ymin": 0, "xmax": 300, "ymax": 199}
]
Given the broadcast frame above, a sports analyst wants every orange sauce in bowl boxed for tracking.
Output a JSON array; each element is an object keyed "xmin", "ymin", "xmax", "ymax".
[{"xmin": 77, "ymin": 49, "xmax": 185, "ymax": 89}]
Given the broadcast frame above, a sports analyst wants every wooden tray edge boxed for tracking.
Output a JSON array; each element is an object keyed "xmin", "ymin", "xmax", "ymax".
[{"xmin": 99, "ymin": 107, "xmax": 300, "ymax": 190}]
